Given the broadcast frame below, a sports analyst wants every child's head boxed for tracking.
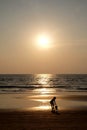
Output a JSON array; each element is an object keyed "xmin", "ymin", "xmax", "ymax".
[{"xmin": 53, "ymin": 96, "xmax": 56, "ymax": 100}]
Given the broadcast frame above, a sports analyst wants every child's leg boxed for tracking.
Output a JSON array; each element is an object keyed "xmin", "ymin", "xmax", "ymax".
[
  {"xmin": 51, "ymin": 104, "xmax": 54, "ymax": 111},
  {"xmin": 55, "ymin": 105, "xmax": 58, "ymax": 112}
]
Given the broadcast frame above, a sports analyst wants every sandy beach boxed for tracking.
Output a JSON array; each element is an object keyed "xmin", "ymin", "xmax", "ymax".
[
  {"xmin": 0, "ymin": 90, "xmax": 87, "ymax": 130},
  {"xmin": 0, "ymin": 109, "xmax": 87, "ymax": 130}
]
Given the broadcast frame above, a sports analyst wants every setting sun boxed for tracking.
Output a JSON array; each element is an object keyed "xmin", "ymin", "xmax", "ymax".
[{"xmin": 37, "ymin": 35, "xmax": 51, "ymax": 48}]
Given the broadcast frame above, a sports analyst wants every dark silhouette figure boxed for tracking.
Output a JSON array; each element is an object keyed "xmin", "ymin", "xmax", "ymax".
[
  {"xmin": 50, "ymin": 97, "xmax": 56, "ymax": 112},
  {"xmin": 50, "ymin": 97, "xmax": 59, "ymax": 114}
]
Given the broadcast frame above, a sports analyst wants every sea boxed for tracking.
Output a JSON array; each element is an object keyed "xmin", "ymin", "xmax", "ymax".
[
  {"xmin": 0, "ymin": 74, "xmax": 87, "ymax": 93},
  {"xmin": 0, "ymin": 74, "xmax": 87, "ymax": 110}
]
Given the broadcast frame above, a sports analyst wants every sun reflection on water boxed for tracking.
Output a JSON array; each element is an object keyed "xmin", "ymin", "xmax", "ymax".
[{"xmin": 35, "ymin": 74, "xmax": 52, "ymax": 86}]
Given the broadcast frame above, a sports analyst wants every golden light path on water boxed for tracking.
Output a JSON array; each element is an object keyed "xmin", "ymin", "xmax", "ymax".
[
  {"xmin": 36, "ymin": 74, "xmax": 52, "ymax": 86},
  {"xmin": 27, "ymin": 74, "xmax": 56, "ymax": 110}
]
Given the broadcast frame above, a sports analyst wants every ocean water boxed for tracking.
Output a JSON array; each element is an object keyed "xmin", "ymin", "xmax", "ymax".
[{"xmin": 0, "ymin": 74, "xmax": 87, "ymax": 93}]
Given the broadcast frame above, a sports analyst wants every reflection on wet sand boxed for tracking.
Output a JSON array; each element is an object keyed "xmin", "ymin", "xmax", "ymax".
[
  {"xmin": 30, "ymin": 96, "xmax": 51, "ymax": 111},
  {"xmin": 32, "ymin": 105, "xmax": 50, "ymax": 110},
  {"xmin": 33, "ymin": 88, "xmax": 56, "ymax": 94},
  {"xmin": 34, "ymin": 99, "xmax": 49, "ymax": 103},
  {"xmin": 32, "ymin": 99, "xmax": 50, "ymax": 110},
  {"xmin": 28, "ymin": 94, "xmax": 54, "ymax": 99}
]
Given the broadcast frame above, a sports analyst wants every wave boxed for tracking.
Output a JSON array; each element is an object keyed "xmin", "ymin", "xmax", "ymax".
[{"xmin": 0, "ymin": 85, "xmax": 87, "ymax": 94}]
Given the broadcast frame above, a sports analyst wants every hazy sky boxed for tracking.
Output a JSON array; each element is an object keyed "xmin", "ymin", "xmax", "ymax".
[{"xmin": 0, "ymin": 0, "xmax": 87, "ymax": 74}]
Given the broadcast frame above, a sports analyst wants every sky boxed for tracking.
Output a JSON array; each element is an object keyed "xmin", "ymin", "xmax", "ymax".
[{"xmin": 0, "ymin": 0, "xmax": 87, "ymax": 74}]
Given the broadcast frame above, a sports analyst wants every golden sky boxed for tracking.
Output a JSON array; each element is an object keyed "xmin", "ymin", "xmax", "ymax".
[{"xmin": 0, "ymin": 0, "xmax": 87, "ymax": 74}]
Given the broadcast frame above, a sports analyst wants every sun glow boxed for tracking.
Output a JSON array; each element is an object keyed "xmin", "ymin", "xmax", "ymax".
[{"xmin": 37, "ymin": 34, "xmax": 51, "ymax": 48}]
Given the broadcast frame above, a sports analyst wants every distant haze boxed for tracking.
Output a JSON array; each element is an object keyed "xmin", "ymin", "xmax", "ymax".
[{"xmin": 0, "ymin": 0, "xmax": 87, "ymax": 74}]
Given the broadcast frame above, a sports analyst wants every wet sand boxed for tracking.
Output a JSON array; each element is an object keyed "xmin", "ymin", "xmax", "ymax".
[{"xmin": 0, "ymin": 109, "xmax": 87, "ymax": 130}]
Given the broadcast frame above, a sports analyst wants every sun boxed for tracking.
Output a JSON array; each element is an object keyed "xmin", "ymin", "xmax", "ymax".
[{"xmin": 37, "ymin": 35, "xmax": 51, "ymax": 48}]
